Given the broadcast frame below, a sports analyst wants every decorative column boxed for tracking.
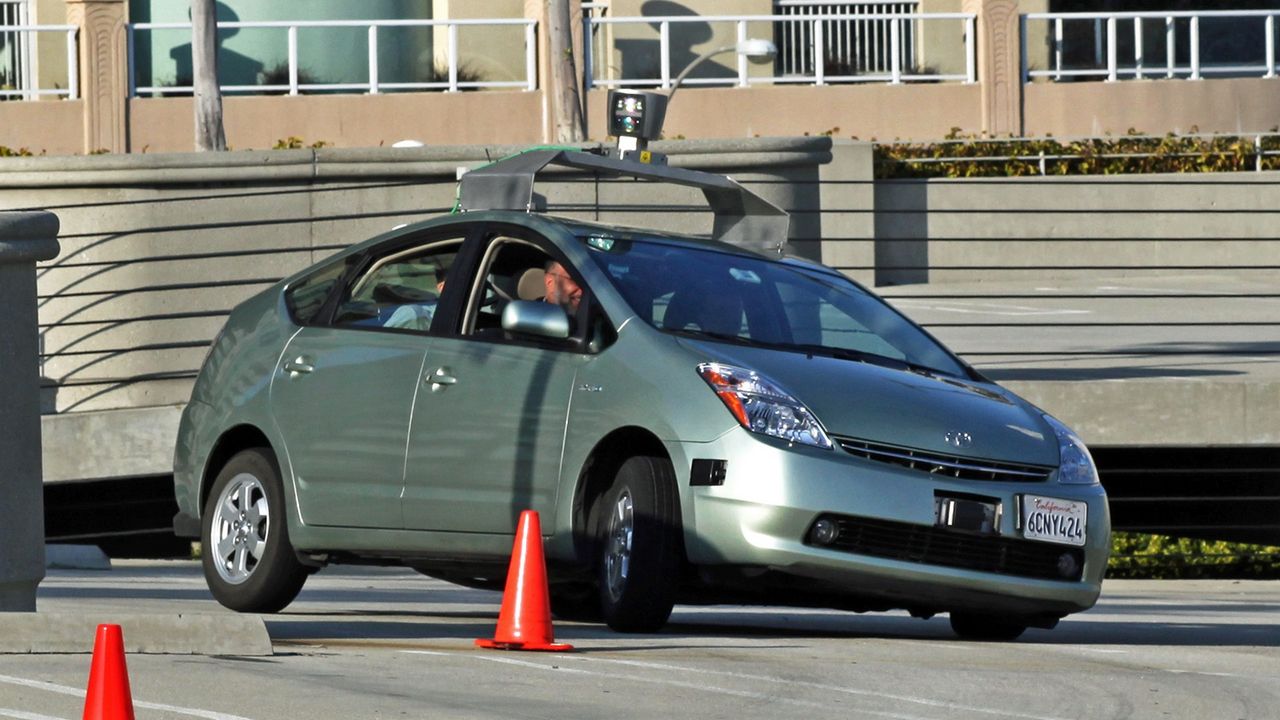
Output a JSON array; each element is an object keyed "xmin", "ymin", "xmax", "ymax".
[
  {"xmin": 66, "ymin": 0, "xmax": 128, "ymax": 154},
  {"xmin": 0, "ymin": 212, "xmax": 60, "ymax": 612},
  {"xmin": 963, "ymin": 0, "xmax": 1023, "ymax": 137}
]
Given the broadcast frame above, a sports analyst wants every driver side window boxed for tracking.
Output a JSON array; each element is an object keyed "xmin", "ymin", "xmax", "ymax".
[{"xmin": 464, "ymin": 237, "xmax": 558, "ymax": 336}]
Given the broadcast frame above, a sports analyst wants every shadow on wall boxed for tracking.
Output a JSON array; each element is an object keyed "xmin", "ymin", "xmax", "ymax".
[
  {"xmin": 615, "ymin": 1, "xmax": 737, "ymax": 84},
  {"xmin": 873, "ymin": 180, "xmax": 929, "ymax": 286},
  {"xmin": 168, "ymin": 2, "xmax": 264, "ymax": 90}
]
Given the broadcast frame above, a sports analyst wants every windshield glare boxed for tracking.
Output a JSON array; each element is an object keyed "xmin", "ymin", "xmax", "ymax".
[{"xmin": 584, "ymin": 236, "xmax": 967, "ymax": 377}]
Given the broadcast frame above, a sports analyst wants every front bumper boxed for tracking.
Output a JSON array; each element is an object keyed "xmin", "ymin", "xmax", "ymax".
[{"xmin": 672, "ymin": 429, "xmax": 1110, "ymax": 618}]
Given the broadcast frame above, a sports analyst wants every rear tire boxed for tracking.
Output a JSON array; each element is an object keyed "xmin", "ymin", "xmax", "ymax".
[
  {"xmin": 201, "ymin": 448, "xmax": 308, "ymax": 613},
  {"xmin": 949, "ymin": 612, "xmax": 1029, "ymax": 641},
  {"xmin": 594, "ymin": 455, "xmax": 680, "ymax": 633}
]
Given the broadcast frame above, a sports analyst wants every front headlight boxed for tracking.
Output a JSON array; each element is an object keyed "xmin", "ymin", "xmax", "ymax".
[
  {"xmin": 697, "ymin": 363, "xmax": 832, "ymax": 449},
  {"xmin": 1043, "ymin": 414, "xmax": 1099, "ymax": 485}
]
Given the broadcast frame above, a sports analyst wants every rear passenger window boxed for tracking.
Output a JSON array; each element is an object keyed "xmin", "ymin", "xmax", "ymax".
[{"xmin": 333, "ymin": 239, "xmax": 462, "ymax": 333}]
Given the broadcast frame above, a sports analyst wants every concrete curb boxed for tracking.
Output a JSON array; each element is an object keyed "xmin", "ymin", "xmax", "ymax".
[
  {"xmin": 44, "ymin": 545, "xmax": 112, "ymax": 571},
  {"xmin": 0, "ymin": 613, "xmax": 273, "ymax": 655}
]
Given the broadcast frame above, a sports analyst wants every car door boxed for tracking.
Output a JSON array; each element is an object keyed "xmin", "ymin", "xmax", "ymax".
[
  {"xmin": 402, "ymin": 230, "xmax": 590, "ymax": 534},
  {"xmin": 270, "ymin": 233, "xmax": 466, "ymax": 529}
]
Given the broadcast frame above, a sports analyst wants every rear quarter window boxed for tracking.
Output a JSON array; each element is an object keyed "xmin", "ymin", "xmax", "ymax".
[{"xmin": 284, "ymin": 258, "xmax": 351, "ymax": 325}]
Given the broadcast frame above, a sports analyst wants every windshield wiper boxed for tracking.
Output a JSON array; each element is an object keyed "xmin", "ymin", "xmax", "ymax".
[
  {"xmin": 669, "ymin": 329, "xmax": 957, "ymax": 378},
  {"xmin": 667, "ymin": 328, "xmax": 776, "ymax": 349}
]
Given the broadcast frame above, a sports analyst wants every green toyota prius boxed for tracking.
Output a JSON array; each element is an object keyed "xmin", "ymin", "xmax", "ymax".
[{"xmin": 173, "ymin": 149, "xmax": 1109, "ymax": 640}]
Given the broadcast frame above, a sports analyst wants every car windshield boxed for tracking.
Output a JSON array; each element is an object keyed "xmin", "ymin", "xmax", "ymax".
[{"xmin": 582, "ymin": 235, "xmax": 968, "ymax": 378}]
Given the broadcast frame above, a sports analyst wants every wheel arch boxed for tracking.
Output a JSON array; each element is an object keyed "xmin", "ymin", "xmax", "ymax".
[
  {"xmin": 569, "ymin": 426, "xmax": 682, "ymax": 566},
  {"xmin": 201, "ymin": 424, "xmax": 278, "ymax": 515}
]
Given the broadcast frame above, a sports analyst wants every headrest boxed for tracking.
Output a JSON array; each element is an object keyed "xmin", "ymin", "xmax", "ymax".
[{"xmin": 517, "ymin": 267, "xmax": 546, "ymax": 301}]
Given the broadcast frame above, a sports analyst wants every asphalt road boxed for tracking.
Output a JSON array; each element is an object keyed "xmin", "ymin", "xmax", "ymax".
[{"xmin": 2, "ymin": 561, "xmax": 1278, "ymax": 720}]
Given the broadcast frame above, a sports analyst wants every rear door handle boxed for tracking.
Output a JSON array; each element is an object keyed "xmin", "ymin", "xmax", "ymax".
[{"xmin": 283, "ymin": 357, "xmax": 314, "ymax": 375}]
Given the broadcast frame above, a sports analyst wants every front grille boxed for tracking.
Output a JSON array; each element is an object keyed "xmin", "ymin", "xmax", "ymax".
[
  {"xmin": 833, "ymin": 435, "xmax": 1053, "ymax": 483},
  {"xmin": 811, "ymin": 514, "xmax": 1084, "ymax": 582}
]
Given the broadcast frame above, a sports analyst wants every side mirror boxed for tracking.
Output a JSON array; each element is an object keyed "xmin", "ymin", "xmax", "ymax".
[{"xmin": 501, "ymin": 300, "xmax": 570, "ymax": 340}]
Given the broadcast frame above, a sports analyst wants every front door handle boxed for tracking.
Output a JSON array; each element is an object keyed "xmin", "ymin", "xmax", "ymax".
[
  {"xmin": 426, "ymin": 367, "xmax": 457, "ymax": 390},
  {"xmin": 283, "ymin": 357, "xmax": 314, "ymax": 375}
]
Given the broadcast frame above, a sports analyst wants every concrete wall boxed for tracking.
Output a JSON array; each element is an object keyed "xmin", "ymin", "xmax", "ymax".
[
  {"xmin": 128, "ymin": 91, "xmax": 548, "ymax": 152},
  {"xmin": 872, "ymin": 173, "xmax": 1280, "ymax": 284},
  {"xmin": 0, "ymin": 99, "xmax": 83, "ymax": 155},
  {"xmin": 1023, "ymin": 77, "xmax": 1280, "ymax": 139}
]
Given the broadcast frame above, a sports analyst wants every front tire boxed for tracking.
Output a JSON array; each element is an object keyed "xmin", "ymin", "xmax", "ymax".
[
  {"xmin": 201, "ymin": 448, "xmax": 308, "ymax": 613},
  {"xmin": 595, "ymin": 455, "xmax": 681, "ymax": 633}
]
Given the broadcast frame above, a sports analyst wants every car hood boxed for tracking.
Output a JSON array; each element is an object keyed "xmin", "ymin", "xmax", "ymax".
[{"xmin": 677, "ymin": 338, "xmax": 1059, "ymax": 466}]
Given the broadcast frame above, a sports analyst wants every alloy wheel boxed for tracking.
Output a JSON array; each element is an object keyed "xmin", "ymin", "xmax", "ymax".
[
  {"xmin": 603, "ymin": 489, "xmax": 635, "ymax": 602},
  {"xmin": 210, "ymin": 472, "xmax": 270, "ymax": 585}
]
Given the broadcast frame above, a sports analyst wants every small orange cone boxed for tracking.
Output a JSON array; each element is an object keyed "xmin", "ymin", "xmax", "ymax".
[
  {"xmin": 476, "ymin": 510, "xmax": 574, "ymax": 652},
  {"xmin": 82, "ymin": 624, "xmax": 135, "ymax": 720}
]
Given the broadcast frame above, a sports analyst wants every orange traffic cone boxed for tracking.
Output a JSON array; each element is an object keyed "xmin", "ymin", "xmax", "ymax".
[
  {"xmin": 476, "ymin": 510, "xmax": 574, "ymax": 652},
  {"xmin": 82, "ymin": 624, "xmax": 135, "ymax": 720}
]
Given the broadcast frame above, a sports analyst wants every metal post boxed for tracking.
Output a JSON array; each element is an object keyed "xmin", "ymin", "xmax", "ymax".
[
  {"xmin": 69, "ymin": 28, "xmax": 81, "ymax": 99},
  {"xmin": 368, "ymin": 25, "xmax": 378, "ymax": 94},
  {"xmin": 1257, "ymin": 134, "xmax": 1264, "ymax": 173},
  {"xmin": 287, "ymin": 25, "xmax": 299, "ymax": 94},
  {"xmin": 526, "ymin": 21, "xmax": 537, "ymax": 91},
  {"xmin": 814, "ymin": 19, "xmax": 825, "ymax": 85},
  {"xmin": 1134, "ymin": 17, "xmax": 1144, "ymax": 79},
  {"xmin": 736, "ymin": 20, "xmax": 748, "ymax": 87},
  {"xmin": 582, "ymin": 15, "xmax": 594, "ymax": 90},
  {"xmin": 124, "ymin": 24, "xmax": 134, "ymax": 97},
  {"xmin": 0, "ymin": 211, "xmax": 60, "ymax": 613},
  {"xmin": 1054, "ymin": 17, "xmax": 1063, "ymax": 81},
  {"xmin": 890, "ymin": 17, "xmax": 901, "ymax": 83},
  {"xmin": 18, "ymin": 0, "xmax": 32, "ymax": 100},
  {"xmin": 659, "ymin": 21, "xmax": 670, "ymax": 88},
  {"xmin": 968, "ymin": 15, "xmax": 977, "ymax": 84},
  {"xmin": 1106, "ymin": 16, "xmax": 1117, "ymax": 81},
  {"xmin": 1021, "ymin": 15, "xmax": 1030, "ymax": 84},
  {"xmin": 447, "ymin": 22, "xmax": 458, "ymax": 91},
  {"xmin": 1266, "ymin": 15, "xmax": 1276, "ymax": 79},
  {"xmin": 1166, "ymin": 16, "xmax": 1175, "ymax": 78},
  {"xmin": 1190, "ymin": 15, "xmax": 1200, "ymax": 80}
]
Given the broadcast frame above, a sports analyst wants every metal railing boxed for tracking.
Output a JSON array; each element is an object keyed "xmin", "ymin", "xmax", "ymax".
[
  {"xmin": 775, "ymin": 1, "xmax": 920, "ymax": 78},
  {"xmin": 127, "ymin": 18, "xmax": 538, "ymax": 97},
  {"xmin": 585, "ymin": 11, "xmax": 975, "ymax": 89},
  {"xmin": 0, "ymin": 22, "xmax": 78, "ymax": 100},
  {"xmin": 1024, "ymin": 10, "xmax": 1280, "ymax": 82}
]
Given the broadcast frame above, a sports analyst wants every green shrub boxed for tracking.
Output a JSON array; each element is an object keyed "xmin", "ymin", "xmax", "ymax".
[
  {"xmin": 272, "ymin": 137, "xmax": 330, "ymax": 150},
  {"xmin": 875, "ymin": 127, "xmax": 1280, "ymax": 179},
  {"xmin": 0, "ymin": 145, "xmax": 34, "ymax": 157},
  {"xmin": 1107, "ymin": 532, "xmax": 1280, "ymax": 579}
]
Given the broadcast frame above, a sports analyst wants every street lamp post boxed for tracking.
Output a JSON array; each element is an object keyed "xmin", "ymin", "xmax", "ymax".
[
  {"xmin": 607, "ymin": 39, "xmax": 777, "ymax": 162},
  {"xmin": 667, "ymin": 38, "xmax": 777, "ymax": 103}
]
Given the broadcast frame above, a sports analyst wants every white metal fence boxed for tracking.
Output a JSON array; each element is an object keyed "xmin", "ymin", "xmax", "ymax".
[
  {"xmin": 585, "ymin": 11, "xmax": 975, "ymax": 89},
  {"xmin": 775, "ymin": 1, "xmax": 920, "ymax": 78},
  {"xmin": 127, "ymin": 18, "xmax": 538, "ymax": 97},
  {"xmin": 1024, "ymin": 10, "xmax": 1280, "ymax": 82},
  {"xmin": 0, "ymin": 14, "xmax": 78, "ymax": 100}
]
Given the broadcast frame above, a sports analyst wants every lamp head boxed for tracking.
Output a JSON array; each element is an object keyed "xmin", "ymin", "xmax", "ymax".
[{"xmin": 736, "ymin": 38, "xmax": 777, "ymax": 63}]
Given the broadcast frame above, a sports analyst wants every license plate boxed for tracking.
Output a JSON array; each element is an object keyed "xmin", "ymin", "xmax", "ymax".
[{"xmin": 1020, "ymin": 495, "xmax": 1087, "ymax": 546}]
